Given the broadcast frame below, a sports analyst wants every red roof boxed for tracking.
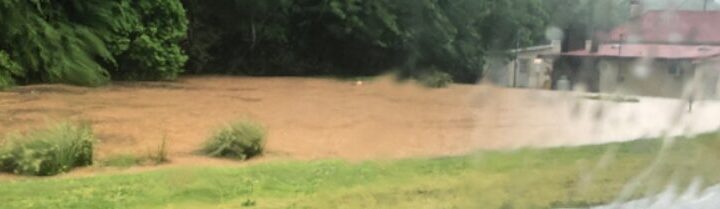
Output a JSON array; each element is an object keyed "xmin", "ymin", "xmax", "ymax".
[
  {"xmin": 562, "ymin": 44, "xmax": 720, "ymax": 59},
  {"xmin": 609, "ymin": 11, "xmax": 720, "ymax": 44}
]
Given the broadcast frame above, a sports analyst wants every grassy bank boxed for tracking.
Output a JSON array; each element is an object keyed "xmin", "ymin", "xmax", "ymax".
[{"xmin": 2, "ymin": 133, "xmax": 720, "ymax": 209}]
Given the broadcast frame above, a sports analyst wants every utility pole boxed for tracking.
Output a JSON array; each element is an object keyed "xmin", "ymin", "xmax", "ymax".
[
  {"xmin": 513, "ymin": 31, "xmax": 519, "ymax": 88},
  {"xmin": 704, "ymin": 0, "xmax": 709, "ymax": 11}
]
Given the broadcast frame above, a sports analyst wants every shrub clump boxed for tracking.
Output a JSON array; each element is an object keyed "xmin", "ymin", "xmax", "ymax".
[
  {"xmin": 202, "ymin": 120, "xmax": 266, "ymax": 160},
  {"xmin": 0, "ymin": 122, "xmax": 94, "ymax": 176},
  {"xmin": 416, "ymin": 70, "xmax": 453, "ymax": 88}
]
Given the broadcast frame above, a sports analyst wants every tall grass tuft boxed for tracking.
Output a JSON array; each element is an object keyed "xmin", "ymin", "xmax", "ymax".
[
  {"xmin": 0, "ymin": 122, "xmax": 94, "ymax": 176},
  {"xmin": 202, "ymin": 120, "xmax": 266, "ymax": 160},
  {"xmin": 416, "ymin": 70, "xmax": 453, "ymax": 88},
  {"xmin": 148, "ymin": 135, "xmax": 170, "ymax": 165}
]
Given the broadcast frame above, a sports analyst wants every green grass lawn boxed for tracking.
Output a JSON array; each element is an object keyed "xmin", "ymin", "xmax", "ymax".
[{"xmin": 2, "ymin": 133, "xmax": 720, "ymax": 209}]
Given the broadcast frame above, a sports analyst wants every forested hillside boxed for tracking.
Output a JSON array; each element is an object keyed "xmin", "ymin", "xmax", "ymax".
[{"xmin": 0, "ymin": 0, "xmax": 632, "ymax": 88}]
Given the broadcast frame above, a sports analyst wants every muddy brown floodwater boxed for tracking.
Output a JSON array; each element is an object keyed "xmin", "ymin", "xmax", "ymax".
[{"xmin": 1, "ymin": 76, "xmax": 719, "ymax": 167}]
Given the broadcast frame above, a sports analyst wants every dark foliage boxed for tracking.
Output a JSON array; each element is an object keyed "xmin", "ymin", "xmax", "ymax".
[
  {"xmin": 0, "ymin": 0, "xmax": 630, "ymax": 86},
  {"xmin": 0, "ymin": 0, "xmax": 187, "ymax": 88},
  {"xmin": 183, "ymin": 0, "xmax": 548, "ymax": 83}
]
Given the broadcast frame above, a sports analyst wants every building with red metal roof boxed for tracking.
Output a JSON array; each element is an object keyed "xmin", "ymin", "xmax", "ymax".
[{"xmin": 548, "ymin": 10, "xmax": 720, "ymax": 98}]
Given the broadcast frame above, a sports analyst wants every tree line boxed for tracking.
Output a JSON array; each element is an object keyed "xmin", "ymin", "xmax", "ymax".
[{"xmin": 0, "ymin": 0, "xmax": 629, "ymax": 89}]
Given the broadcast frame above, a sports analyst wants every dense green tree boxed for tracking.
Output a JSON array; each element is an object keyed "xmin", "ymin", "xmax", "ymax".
[
  {"xmin": 542, "ymin": 0, "xmax": 629, "ymax": 50},
  {"xmin": 112, "ymin": 0, "xmax": 189, "ymax": 80},
  {"xmin": 0, "ymin": 0, "xmax": 187, "ymax": 88},
  {"xmin": 0, "ymin": 51, "xmax": 22, "ymax": 89},
  {"xmin": 0, "ymin": 0, "xmax": 113, "ymax": 87},
  {"xmin": 0, "ymin": 0, "xmax": 633, "ymax": 88},
  {"xmin": 544, "ymin": 0, "xmax": 629, "ymax": 32},
  {"xmin": 183, "ymin": 0, "xmax": 547, "ymax": 83},
  {"xmin": 183, "ymin": 0, "xmax": 296, "ymax": 74}
]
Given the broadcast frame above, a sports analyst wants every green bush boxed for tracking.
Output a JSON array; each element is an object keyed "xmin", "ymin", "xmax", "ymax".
[
  {"xmin": 0, "ymin": 122, "xmax": 94, "ymax": 176},
  {"xmin": 0, "ymin": 51, "xmax": 22, "ymax": 90},
  {"xmin": 416, "ymin": 70, "xmax": 453, "ymax": 88},
  {"xmin": 112, "ymin": 0, "xmax": 189, "ymax": 80},
  {"xmin": 202, "ymin": 120, "xmax": 266, "ymax": 160}
]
